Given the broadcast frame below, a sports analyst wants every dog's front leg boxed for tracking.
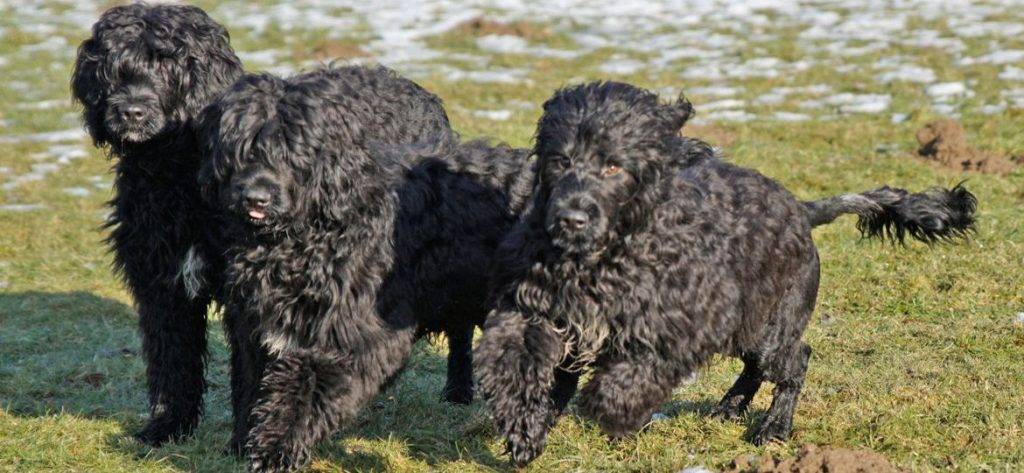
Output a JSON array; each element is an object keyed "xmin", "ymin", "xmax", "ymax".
[
  {"xmin": 133, "ymin": 289, "xmax": 210, "ymax": 446},
  {"xmin": 246, "ymin": 328, "xmax": 417, "ymax": 473},
  {"xmin": 475, "ymin": 309, "xmax": 565, "ymax": 468},
  {"xmin": 577, "ymin": 351, "xmax": 690, "ymax": 439},
  {"xmin": 223, "ymin": 303, "xmax": 268, "ymax": 456}
]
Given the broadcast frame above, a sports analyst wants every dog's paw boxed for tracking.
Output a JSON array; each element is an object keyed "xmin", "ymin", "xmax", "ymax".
[
  {"xmin": 133, "ymin": 417, "xmax": 192, "ymax": 447},
  {"xmin": 708, "ymin": 401, "xmax": 744, "ymax": 421},
  {"xmin": 507, "ymin": 438, "xmax": 544, "ymax": 469},
  {"xmin": 751, "ymin": 418, "xmax": 792, "ymax": 446},
  {"xmin": 248, "ymin": 451, "xmax": 295, "ymax": 473},
  {"xmin": 441, "ymin": 383, "xmax": 473, "ymax": 405}
]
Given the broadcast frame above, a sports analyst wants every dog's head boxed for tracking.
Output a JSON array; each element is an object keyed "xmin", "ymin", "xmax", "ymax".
[
  {"xmin": 71, "ymin": 4, "xmax": 241, "ymax": 147},
  {"xmin": 532, "ymin": 81, "xmax": 692, "ymax": 256},
  {"xmin": 198, "ymin": 71, "xmax": 377, "ymax": 234}
]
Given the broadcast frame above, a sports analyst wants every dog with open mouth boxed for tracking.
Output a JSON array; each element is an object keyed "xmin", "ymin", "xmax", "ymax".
[
  {"xmin": 198, "ymin": 65, "xmax": 534, "ymax": 472},
  {"xmin": 475, "ymin": 81, "xmax": 977, "ymax": 467}
]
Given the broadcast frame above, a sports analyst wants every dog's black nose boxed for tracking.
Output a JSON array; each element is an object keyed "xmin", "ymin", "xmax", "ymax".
[
  {"xmin": 120, "ymin": 105, "xmax": 146, "ymax": 123},
  {"xmin": 244, "ymin": 188, "xmax": 272, "ymax": 208},
  {"xmin": 559, "ymin": 210, "xmax": 589, "ymax": 232}
]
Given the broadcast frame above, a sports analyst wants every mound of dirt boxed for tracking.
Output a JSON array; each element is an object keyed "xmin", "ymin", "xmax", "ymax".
[
  {"xmin": 455, "ymin": 17, "xmax": 549, "ymax": 40},
  {"xmin": 687, "ymin": 124, "xmax": 736, "ymax": 149},
  {"xmin": 724, "ymin": 444, "xmax": 900, "ymax": 473},
  {"xmin": 915, "ymin": 119, "xmax": 1019, "ymax": 174}
]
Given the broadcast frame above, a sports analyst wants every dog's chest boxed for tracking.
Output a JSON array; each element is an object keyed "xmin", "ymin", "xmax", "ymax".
[{"xmin": 532, "ymin": 258, "xmax": 655, "ymax": 363}]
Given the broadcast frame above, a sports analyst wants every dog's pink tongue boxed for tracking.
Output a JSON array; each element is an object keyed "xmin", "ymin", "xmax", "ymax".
[{"xmin": 248, "ymin": 209, "xmax": 266, "ymax": 220}]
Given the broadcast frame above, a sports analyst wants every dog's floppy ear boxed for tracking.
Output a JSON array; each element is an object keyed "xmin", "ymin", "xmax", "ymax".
[
  {"xmin": 71, "ymin": 38, "xmax": 111, "ymax": 147},
  {"xmin": 657, "ymin": 95, "xmax": 694, "ymax": 136},
  {"xmin": 195, "ymin": 101, "xmax": 225, "ymax": 207}
]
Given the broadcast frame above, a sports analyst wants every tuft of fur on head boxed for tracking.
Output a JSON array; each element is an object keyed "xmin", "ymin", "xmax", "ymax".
[
  {"xmin": 197, "ymin": 66, "xmax": 454, "ymax": 236},
  {"xmin": 528, "ymin": 81, "xmax": 694, "ymax": 258},
  {"xmin": 71, "ymin": 3, "xmax": 242, "ymax": 150},
  {"xmin": 856, "ymin": 183, "xmax": 977, "ymax": 244}
]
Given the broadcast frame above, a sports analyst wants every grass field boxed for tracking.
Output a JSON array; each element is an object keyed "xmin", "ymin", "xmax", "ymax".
[{"xmin": 1, "ymin": 1, "xmax": 1022, "ymax": 471}]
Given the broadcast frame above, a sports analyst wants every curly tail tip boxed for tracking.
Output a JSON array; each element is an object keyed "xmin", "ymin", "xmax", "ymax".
[{"xmin": 856, "ymin": 183, "xmax": 977, "ymax": 244}]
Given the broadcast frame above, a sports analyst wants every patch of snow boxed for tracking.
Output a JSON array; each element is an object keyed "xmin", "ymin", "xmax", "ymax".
[
  {"xmin": 444, "ymin": 67, "xmax": 529, "ymax": 84},
  {"xmin": 599, "ymin": 57, "xmax": 645, "ymax": 75},
  {"xmin": 20, "ymin": 36, "xmax": 68, "ymax": 55},
  {"xmin": 754, "ymin": 93, "xmax": 786, "ymax": 105},
  {"xmin": 960, "ymin": 50, "xmax": 1024, "ymax": 66},
  {"xmin": 0, "ymin": 203, "xmax": 47, "ymax": 212},
  {"xmin": 1000, "ymin": 66, "xmax": 1024, "ymax": 81},
  {"xmin": 891, "ymin": 113, "xmax": 908, "ymax": 123},
  {"xmin": 0, "ymin": 128, "xmax": 87, "ymax": 144},
  {"xmin": 926, "ymin": 82, "xmax": 968, "ymax": 100},
  {"xmin": 63, "ymin": 187, "xmax": 91, "ymax": 197},
  {"xmin": 980, "ymin": 103, "xmax": 1006, "ymax": 115},
  {"xmin": 876, "ymin": 65, "xmax": 936, "ymax": 84},
  {"xmin": 773, "ymin": 112, "xmax": 810, "ymax": 122},
  {"xmin": 805, "ymin": 93, "xmax": 891, "ymax": 114},
  {"xmin": 472, "ymin": 109, "xmax": 512, "ymax": 121},
  {"xmin": 15, "ymin": 99, "xmax": 70, "ymax": 111},
  {"xmin": 702, "ymin": 110, "xmax": 755, "ymax": 122},
  {"xmin": 702, "ymin": 99, "xmax": 745, "ymax": 111},
  {"xmin": 687, "ymin": 85, "xmax": 740, "ymax": 97},
  {"xmin": 236, "ymin": 49, "xmax": 284, "ymax": 64},
  {"xmin": 679, "ymin": 468, "xmax": 713, "ymax": 473}
]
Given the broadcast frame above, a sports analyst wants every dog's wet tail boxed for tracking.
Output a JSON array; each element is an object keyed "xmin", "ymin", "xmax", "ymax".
[{"xmin": 802, "ymin": 183, "xmax": 977, "ymax": 244}]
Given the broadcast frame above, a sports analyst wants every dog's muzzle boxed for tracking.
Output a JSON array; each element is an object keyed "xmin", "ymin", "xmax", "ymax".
[{"xmin": 546, "ymin": 195, "xmax": 605, "ymax": 254}]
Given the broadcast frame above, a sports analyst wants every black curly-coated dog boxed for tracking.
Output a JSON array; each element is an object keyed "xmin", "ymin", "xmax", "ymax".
[
  {"xmin": 475, "ymin": 81, "xmax": 977, "ymax": 467},
  {"xmin": 71, "ymin": 3, "xmax": 243, "ymax": 446},
  {"xmin": 198, "ymin": 65, "xmax": 532, "ymax": 471}
]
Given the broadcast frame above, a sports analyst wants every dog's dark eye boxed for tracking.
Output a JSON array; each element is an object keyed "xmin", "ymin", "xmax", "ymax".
[
  {"xmin": 548, "ymin": 153, "xmax": 570, "ymax": 170},
  {"xmin": 601, "ymin": 164, "xmax": 623, "ymax": 178}
]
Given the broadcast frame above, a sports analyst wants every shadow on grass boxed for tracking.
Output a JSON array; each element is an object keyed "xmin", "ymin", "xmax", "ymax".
[{"xmin": 0, "ymin": 290, "xmax": 504, "ymax": 471}]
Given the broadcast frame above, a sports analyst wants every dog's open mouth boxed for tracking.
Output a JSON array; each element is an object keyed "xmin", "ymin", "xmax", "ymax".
[{"xmin": 246, "ymin": 204, "xmax": 269, "ymax": 223}]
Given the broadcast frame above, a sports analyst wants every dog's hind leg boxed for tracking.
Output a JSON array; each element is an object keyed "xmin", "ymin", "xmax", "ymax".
[
  {"xmin": 475, "ymin": 309, "xmax": 565, "ymax": 468},
  {"xmin": 709, "ymin": 354, "xmax": 763, "ymax": 420},
  {"xmin": 750, "ymin": 261, "xmax": 818, "ymax": 445},
  {"xmin": 133, "ymin": 292, "xmax": 209, "ymax": 446},
  {"xmin": 577, "ymin": 352, "xmax": 689, "ymax": 439},
  {"xmin": 442, "ymin": 323, "xmax": 474, "ymax": 404},
  {"xmin": 753, "ymin": 342, "xmax": 811, "ymax": 445}
]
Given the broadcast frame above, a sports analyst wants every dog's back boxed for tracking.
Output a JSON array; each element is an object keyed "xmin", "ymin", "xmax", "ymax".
[
  {"xmin": 377, "ymin": 139, "xmax": 534, "ymax": 332},
  {"xmin": 673, "ymin": 147, "xmax": 818, "ymax": 353}
]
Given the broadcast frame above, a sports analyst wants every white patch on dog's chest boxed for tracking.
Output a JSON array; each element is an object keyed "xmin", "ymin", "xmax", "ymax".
[{"xmin": 178, "ymin": 245, "xmax": 206, "ymax": 299}]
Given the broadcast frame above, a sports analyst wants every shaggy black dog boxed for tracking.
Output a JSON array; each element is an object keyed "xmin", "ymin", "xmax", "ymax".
[
  {"xmin": 71, "ymin": 3, "xmax": 243, "ymax": 446},
  {"xmin": 475, "ymin": 81, "xmax": 977, "ymax": 467},
  {"xmin": 198, "ymin": 65, "xmax": 532, "ymax": 471}
]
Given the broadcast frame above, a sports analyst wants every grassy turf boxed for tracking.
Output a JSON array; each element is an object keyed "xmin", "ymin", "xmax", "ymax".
[{"xmin": 1, "ymin": 3, "xmax": 1023, "ymax": 472}]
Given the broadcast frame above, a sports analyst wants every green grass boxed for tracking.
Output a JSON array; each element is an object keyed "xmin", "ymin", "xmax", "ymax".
[{"xmin": 2, "ymin": 3, "xmax": 1023, "ymax": 472}]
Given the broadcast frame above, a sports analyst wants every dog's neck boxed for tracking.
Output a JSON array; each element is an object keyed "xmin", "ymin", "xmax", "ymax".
[{"xmin": 110, "ymin": 126, "xmax": 200, "ymax": 179}]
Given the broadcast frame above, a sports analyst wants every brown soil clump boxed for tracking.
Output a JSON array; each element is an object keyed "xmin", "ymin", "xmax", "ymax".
[
  {"xmin": 724, "ymin": 445, "xmax": 901, "ymax": 473},
  {"xmin": 687, "ymin": 124, "xmax": 737, "ymax": 149},
  {"xmin": 915, "ymin": 119, "xmax": 1018, "ymax": 174},
  {"xmin": 455, "ymin": 17, "xmax": 549, "ymax": 41}
]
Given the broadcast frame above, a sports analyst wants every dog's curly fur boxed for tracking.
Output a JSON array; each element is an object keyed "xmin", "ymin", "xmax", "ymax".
[
  {"xmin": 71, "ymin": 3, "xmax": 243, "ymax": 447},
  {"xmin": 198, "ymin": 65, "xmax": 532, "ymax": 472},
  {"xmin": 474, "ymin": 81, "xmax": 977, "ymax": 467}
]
